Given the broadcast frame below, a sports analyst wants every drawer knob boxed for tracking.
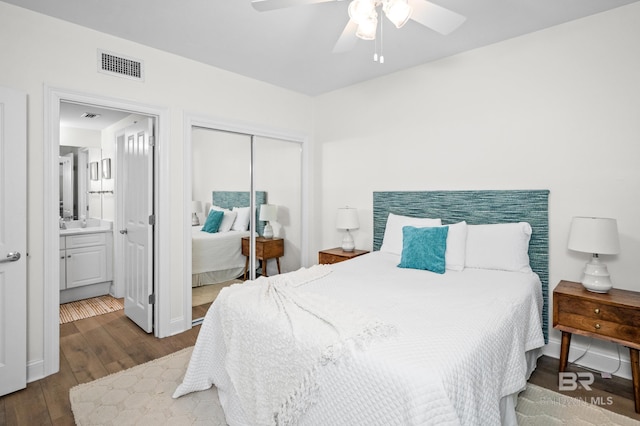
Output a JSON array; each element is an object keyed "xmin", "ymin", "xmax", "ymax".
[
  {"xmin": 595, "ymin": 323, "xmax": 601, "ymax": 330},
  {"xmin": 594, "ymin": 308, "xmax": 600, "ymax": 314}
]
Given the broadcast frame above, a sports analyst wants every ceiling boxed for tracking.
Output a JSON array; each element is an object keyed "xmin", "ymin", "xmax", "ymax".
[
  {"xmin": 6, "ymin": 0, "xmax": 637, "ymax": 96},
  {"xmin": 60, "ymin": 101, "xmax": 131, "ymax": 131}
]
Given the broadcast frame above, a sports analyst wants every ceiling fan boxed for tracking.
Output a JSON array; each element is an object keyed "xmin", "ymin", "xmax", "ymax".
[{"xmin": 251, "ymin": 0, "xmax": 466, "ymax": 54}]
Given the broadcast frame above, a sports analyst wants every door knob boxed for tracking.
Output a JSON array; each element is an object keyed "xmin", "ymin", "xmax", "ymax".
[
  {"xmin": 119, "ymin": 229, "xmax": 128, "ymax": 234},
  {"xmin": 0, "ymin": 252, "xmax": 21, "ymax": 263}
]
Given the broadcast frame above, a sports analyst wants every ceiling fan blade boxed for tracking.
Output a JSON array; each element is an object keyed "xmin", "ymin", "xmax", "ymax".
[
  {"xmin": 332, "ymin": 19, "xmax": 358, "ymax": 53},
  {"xmin": 408, "ymin": 0, "xmax": 466, "ymax": 35},
  {"xmin": 251, "ymin": 0, "xmax": 336, "ymax": 12}
]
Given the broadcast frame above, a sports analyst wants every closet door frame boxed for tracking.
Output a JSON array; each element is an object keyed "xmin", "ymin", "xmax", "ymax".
[{"xmin": 182, "ymin": 113, "xmax": 309, "ymax": 329}]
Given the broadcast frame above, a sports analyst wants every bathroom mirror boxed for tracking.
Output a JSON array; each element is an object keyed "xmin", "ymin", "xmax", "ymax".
[{"xmin": 59, "ymin": 145, "xmax": 103, "ymax": 220}]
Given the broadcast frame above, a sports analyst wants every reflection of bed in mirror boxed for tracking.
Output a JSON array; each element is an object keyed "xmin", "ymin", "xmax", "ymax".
[{"xmin": 192, "ymin": 191, "xmax": 266, "ymax": 287}]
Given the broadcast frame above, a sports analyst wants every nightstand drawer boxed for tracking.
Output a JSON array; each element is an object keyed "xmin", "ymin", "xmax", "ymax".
[
  {"xmin": 319, "ymin": 252, "xmax": 348, "ymax": 264},
  {"xmin": 555, "ymin": 310, "xmax": 640, "ymax": 342},
  {"xmin": 318, "ymin": 248, "xmax": 369, "ymax": 265},
  {"xmin": 556, "ymin": 297, "xmax": 640, "ymax": 328}
]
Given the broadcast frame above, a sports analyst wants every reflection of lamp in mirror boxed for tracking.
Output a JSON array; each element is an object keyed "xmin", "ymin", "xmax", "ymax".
[
  {"xmin": 101, "ymin": 158, "xmax": 111, "ymax": 179},
  {"xmin": 336, "ymin": 207, "xmax": 359, "ymax": 252},
  {"xmin": 259, "ymin": 204, "xmax": 278, "ymax": 239},
  {"xmin": 568, "ymin": 216, "xmax": 620, "ymax": 293},
  {"xmin": 90, "ymin": 162, "xmax": 99, "ymax": 181},
  {"xmin": 192, "ymin": 201, "xmax": 202, "ymax": 226}
]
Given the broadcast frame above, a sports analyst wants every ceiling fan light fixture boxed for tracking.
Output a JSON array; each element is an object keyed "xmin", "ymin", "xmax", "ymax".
[
  {"xmin": 383, "ymin": 0, "xmax": 412, "ymax": 28},
  {"xmin": 356, "ymin": 15, "xmax": 378, "ymax": 40},
  {"xmin": 348, "ymin": 0, "xmax": 376, "ymax": 24}
]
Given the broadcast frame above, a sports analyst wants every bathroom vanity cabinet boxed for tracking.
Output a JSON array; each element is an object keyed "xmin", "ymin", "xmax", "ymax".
[{"xmin": 60, "ymin": 230, "xmax": 113, "ymax": 303}]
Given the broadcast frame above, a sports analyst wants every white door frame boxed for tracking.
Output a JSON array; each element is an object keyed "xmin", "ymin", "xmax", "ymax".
[
  {"xmin": 42, "ymin": 86, "xmax": 171, "ymax": 378},
  {"xmin": 182, "ymin": 112, "xmax": 310, "ymax": 330}
]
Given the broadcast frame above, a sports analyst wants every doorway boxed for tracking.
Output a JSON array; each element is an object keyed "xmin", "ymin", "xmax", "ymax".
[{"xmin": 43, "ymin": 87, "xmax": 170, "ymax": 378}]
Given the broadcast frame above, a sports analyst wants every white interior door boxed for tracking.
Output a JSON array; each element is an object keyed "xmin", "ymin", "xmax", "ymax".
[
  {"xmin": 0, "ymin": 86, "xmax": 27, "ymax": 396},
  {"xmin": 122, "ymin": 118, "xmax": 154, "ymax": 333}
]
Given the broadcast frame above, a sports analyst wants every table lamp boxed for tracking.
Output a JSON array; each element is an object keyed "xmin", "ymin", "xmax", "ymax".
[
  {"xmin": 336, "ymin": 207, "xmax": 359, "ymax": 252},
  {"xmin": 567, "ymin": 216, "xmax": 620, "ymax": 293},
  {"xmin": 259, "ymin": 204, "xmax": 278, "ymax": 239},
  {"xmin": 191, "ymin": 201, "xmax": 202, "ymax": 226}
]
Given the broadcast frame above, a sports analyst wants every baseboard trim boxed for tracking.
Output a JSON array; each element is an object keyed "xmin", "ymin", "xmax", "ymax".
[
  {"xmin": 27, "ymin": 358, "xmax": 45, "ymax": 383},
  {"xmin": 543, "ymin": 337, "xmax": 632, "ymax": 381},
  {"xmin": 169, "ymin": 315, "xmax": 188, "ymax": 337}
]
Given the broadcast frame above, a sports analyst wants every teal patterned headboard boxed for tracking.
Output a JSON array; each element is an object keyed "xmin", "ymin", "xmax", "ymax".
[
  {"xmin": 212, "ymin": 191, "xmax": 267, "ymax": 236},
  {"xmin": 373, "ymin": 190, "xmax": 550, "ymax": 343}
]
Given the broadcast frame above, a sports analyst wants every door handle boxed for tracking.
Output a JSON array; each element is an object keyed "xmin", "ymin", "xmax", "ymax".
[
  {"xmin": 119, "ymin": 229, "xmax": 128, "ymax": 234},
  {"xmin": 0, "ymin": 252, "xmax": 21, "ymax": 263}
]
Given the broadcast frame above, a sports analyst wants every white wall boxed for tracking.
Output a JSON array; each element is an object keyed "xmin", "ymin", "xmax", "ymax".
[
  {"xmin": 0, "ymin": 2, "xmax": 313, "ymax": 379},
  {"xmin": 313, "ymin": 3, "xmax": 640, "ymax": 378}
]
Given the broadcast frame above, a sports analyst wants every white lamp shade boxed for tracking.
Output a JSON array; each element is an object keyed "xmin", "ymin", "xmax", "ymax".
[
  {"xmin": 384, "ymin": 0, "xmax": 412, "ymax": 28},
  {"xmin": 259, "ymin": 204, "xmax": 278, "ymax": 222},
  {"xmin": 348, "ymin": 0, "xmax": 376, "ymax": 23},
  {"xmin": 192, "ymin": 201, "xmax": 202, "ymax": 214},
  {"xmin": 568, "ymin": 217, "xmax": 620, "ymax": 255},
  {"xmin": 336, "ymin": 207, "xmax": 359, "ymax": 230}
]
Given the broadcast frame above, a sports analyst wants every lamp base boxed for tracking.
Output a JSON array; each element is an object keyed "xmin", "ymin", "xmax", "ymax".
[
  {"xmin": 581, "ymin": 256, "xmax": 613, "ymax": 293},
  {"xmin": 263, "ymin": 222, "xmax": 274, "ymax": 239},
  {"xmin": 341, "ymin": 230, "xmax": 355, "ymax": 252},
  {"xmin": 191, "ymin": 212, "xmax": 200, "ymax": 226}
]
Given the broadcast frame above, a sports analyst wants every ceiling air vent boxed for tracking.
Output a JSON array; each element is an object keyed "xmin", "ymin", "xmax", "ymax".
[{"xmin": 97, "ymin": 49, "xmax": 144, "ymax": 81}]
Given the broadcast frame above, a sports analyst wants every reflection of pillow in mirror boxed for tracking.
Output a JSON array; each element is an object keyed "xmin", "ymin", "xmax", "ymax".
[
  {"xmin": 232, "ymin": 206, "xmax": 251, "ymax": 231},
  {"xmin": 210, "ymin": 206, "xmax": 237, "ymax": 233},
  {"xmin": 202, "ymin": 210, "xmax": 224, "ymax": 233}
]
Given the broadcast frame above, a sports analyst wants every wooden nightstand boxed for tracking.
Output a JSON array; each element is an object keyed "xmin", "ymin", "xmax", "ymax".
[
  {"xmin": 553, "ymin": 280, "xmax": 640, "ymax": 413},
  {"xmin": 242, "ymin": 237, "xmax": 284, "ymax": 279},
  {"xmin": 318, "ymin": 247, "xmax": 369, "ymax": 265}
]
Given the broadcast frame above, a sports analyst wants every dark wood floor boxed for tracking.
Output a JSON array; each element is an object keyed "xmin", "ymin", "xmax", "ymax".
[
  {"xmin": 1, "ymin": 304, "xmax": 638, "ymax": 424},
  {"xmin": 0, "ymin": 303, "xmax": 210, "ymax": 425},
  {"xmin": 528, "ymin": 354, "xmax": 640, "ymax": 421}
]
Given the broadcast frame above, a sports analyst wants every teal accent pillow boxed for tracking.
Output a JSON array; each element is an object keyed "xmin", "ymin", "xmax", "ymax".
[
  {"xmin": 398, "ymin": 225, "xmax": 449, "ymax": 274},
  {"xmin": 202, "ymin": 210, "xmax": 224, "ymax": 233}
]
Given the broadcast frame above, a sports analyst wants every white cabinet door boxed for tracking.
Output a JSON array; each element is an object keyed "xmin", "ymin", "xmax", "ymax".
[{"xmin": 66, "ymin": 245, "xmax": 108, "ymax": 289}]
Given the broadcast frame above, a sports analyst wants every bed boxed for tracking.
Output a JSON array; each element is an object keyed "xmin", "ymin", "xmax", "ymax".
[
  {"xmin": 191, "ymin": 191, "xmax": 267, "ymax": 287},
  {"xmin": 177, "ymin": 189, "xmax": 549, "ymax": 425}
]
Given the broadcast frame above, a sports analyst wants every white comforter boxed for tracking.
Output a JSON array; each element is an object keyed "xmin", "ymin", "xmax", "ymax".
[
  {"xmin": 191, "ymin": 228, "xmax": 249, "ymax": 275},
  {"xmin": 175, "ymin": 251, "xmax": 545, "ymax": 426}
]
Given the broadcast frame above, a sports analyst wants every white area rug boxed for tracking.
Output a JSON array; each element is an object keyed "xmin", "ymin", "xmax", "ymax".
[{"xmin": 70, "ymin": 346, "xmax": 640, "ymax": 425}]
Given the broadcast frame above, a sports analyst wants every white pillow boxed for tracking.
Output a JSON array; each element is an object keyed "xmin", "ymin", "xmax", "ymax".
[
  {"xmin": 380, "ymin": 213, "xmax": 442, "ymax": 255},
  {"xmin": 444, "ymin": 221, "xmax": 467, "ymax": 271},
  {"xmin": 465, "ymin": 222, "xmax": 532, "ymax": 272},
  {"xmin": 210, "ymin": 206, "xmax": 237, "ymax": 233},
  {"xmin": 231, "ymin": 206, "xmax": 251, "ymax": 231}
]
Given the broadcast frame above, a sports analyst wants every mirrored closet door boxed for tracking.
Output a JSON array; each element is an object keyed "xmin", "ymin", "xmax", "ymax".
[{"xmin": 190, "ymin": 126, "xmax": 303, "ymax": 322}]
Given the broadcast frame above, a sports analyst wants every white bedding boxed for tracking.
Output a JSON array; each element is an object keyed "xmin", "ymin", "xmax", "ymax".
[
  {"xmin": 175, "ymin": 251, "xmax": 545, "ymax": 425},
  {"xmin": 191, "ymin": 227, "xmax": 249, "ymax": 286}
]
